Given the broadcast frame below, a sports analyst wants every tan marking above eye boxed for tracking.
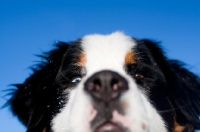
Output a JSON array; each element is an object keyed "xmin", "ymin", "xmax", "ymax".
[
  {"xmin": 125, "ymin": 51, "xmax": 136, "ymax": 65},
  {"xmin": 78, "ymin": 53, "xmax": 86, "ymax": 66}
]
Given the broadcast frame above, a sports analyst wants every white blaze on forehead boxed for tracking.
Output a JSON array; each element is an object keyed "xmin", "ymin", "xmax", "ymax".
[{"xmin": 81, "ymin": 32, "xmax": 136, "ymax": 75}]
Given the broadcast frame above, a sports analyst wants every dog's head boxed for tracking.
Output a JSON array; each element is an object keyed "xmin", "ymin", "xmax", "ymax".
[{"xmin": 8, "ymin": 32, "xmax": 200, "ymax": 132}]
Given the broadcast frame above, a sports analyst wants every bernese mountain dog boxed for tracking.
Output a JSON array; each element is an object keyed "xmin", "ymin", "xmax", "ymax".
[{"xmin": 8, "ymin": 32, "xmax": 200, "ymax": 132}]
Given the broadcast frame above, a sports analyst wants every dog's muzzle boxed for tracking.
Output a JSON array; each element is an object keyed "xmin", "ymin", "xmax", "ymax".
[{"xmin": 83, "ymin": 70, "xmax": 129, "ymax": 132}]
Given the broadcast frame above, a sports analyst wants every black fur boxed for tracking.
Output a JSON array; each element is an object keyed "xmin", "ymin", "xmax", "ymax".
[
  {"xmin": 8, "ymin": 42, "xmax": 69, "ymax": 132},
  {"xmin": 140, "ymin": 39, "xmax": 200, "ymax": 131},
  {"xmin": 7, "ymin": 39, "xmax": 200, "ymax": 132}
]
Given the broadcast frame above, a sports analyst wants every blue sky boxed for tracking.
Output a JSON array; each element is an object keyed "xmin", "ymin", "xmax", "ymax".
[{"xmin": 0, "ymin": 0, "xmax": 200, "ymax": 131}]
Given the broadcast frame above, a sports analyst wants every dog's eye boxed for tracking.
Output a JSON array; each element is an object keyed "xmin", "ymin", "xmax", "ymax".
[
  {"xmin": 135, "ymin": 73, "xmax": 144, "ymax": 79},
  {"xmin": 71, "ymin": 77, "xmax": 82, "ymax": 83}
]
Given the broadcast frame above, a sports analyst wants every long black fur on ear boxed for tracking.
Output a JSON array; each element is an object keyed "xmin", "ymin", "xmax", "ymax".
[
  {"xmin": 7, "ymin": 42, "xmax": 69, "ymax": 132},
  {"xmin": 140, "ymin": 39, "xmax": 200, "ymax": 131},
  {"xmin": 168, "ymin": 60, "xmax": 200, "ymax": 130}
]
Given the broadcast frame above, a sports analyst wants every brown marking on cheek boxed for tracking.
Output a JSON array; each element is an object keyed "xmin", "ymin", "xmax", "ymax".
[
  {"xmin": 121, "ymin": 100, "xmax": 129, "ymax": 109},
  {"xmin": 78, "ymin": 53, "xmax": 86, "ymax": 66},
  {"xmin": 173, "ymin": 120, "xmax": 186, "ymax": 132},
  {"xmin": 141, "ymin": 122, "xmax": 146, "ymax": 130},
  {"xmin": 42, "ymin": 128, "xmax": 46, "ymax": 132},
  {"xmin": 125, "ymin": 51, "xmax": 136, "ymax": 65}
]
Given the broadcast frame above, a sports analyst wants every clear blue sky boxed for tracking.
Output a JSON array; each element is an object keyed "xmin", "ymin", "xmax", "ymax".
[{"xmin": 0, "ymin": 0, "xmax": 200, "ymax": 131}]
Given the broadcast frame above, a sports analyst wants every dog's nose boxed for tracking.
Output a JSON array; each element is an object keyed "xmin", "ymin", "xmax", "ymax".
[{"xmin": 84, "ymin": 70, "xmax": 128, "ymax": 103}]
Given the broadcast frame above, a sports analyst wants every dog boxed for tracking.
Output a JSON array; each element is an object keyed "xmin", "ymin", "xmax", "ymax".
[{"xmin": 8, "ymin": 32, "xmax": 200, "ymax": 132}]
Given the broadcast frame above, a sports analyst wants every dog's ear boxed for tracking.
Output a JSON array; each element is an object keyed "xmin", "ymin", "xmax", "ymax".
[
  {"xmin": 167, "ymin": 60, "xmax": 200, "ymax": 130},
  {"xmin": 8, "ymin": 42, "xmax": 69, "ymax": 132},
  {"xmin": 140, "ymin": 39, "xmax": 200, "ymax": 130}
]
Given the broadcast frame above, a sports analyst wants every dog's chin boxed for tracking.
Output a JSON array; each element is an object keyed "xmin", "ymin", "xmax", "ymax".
[{"xmin": 94, "ymin": 122, "xmax": 123, "ymax": 132}]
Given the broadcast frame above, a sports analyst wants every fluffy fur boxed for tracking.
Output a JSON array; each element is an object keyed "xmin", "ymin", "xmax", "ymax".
[{"xmin": 8, "ymin": 32, "xmax": 200, "ymax": 132}]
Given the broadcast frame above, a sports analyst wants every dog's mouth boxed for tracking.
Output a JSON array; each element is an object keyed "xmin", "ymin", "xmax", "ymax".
[
  {"xmin": 95, "ymin": 122, "xmax": 122, "ymax": 132},
  {"xmin": 90, "ymin": 107, "xmax": 128, "ymax": 132}
]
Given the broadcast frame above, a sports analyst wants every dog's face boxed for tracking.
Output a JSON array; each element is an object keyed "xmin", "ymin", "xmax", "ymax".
[
  {"xmin": 52, "ymin": 32, "xmax": 172, "ymax": 132},
  {"xmin": 9, "ymin": 32, "xmax": 200, "ymax": 132}
]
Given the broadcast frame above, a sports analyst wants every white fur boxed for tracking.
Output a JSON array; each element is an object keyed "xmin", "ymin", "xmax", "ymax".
[
  {"xmin": 52, "ymin": 78, "xmax": 96, "ymax": 132},
  {"xmin": 82, "ymin": 31, "xmax": 134, "ymax": 76},
  {"xmin": 52, "ymin": 32, "xmax": 167, "ymax": 132},
  {"xmin": 120, "ymin": 77, "xmax": 167, "ymax": 132}
]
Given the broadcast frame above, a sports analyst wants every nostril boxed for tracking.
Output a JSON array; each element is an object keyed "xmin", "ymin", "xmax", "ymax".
[
  {"xmin": 86, "ymin": 79, "xmax": 101, "ymax": 92},
  {"xmin": 112, "ymin": 84, "xmax": 118, "ymax": 91},
  {"xmin": 111, "ymin": 79, "xmax": 119, "ymax": 91},
  {"xmin": 93, "ymin": 79, "xmax": 101, "ymax": 91},
  {"xmin": 94, "ymin": 84, "xmax": 101, "ymax": 91},
  {"xmin": 111, "ymin": 78, "xmax": 128, "ymax": 92}
]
